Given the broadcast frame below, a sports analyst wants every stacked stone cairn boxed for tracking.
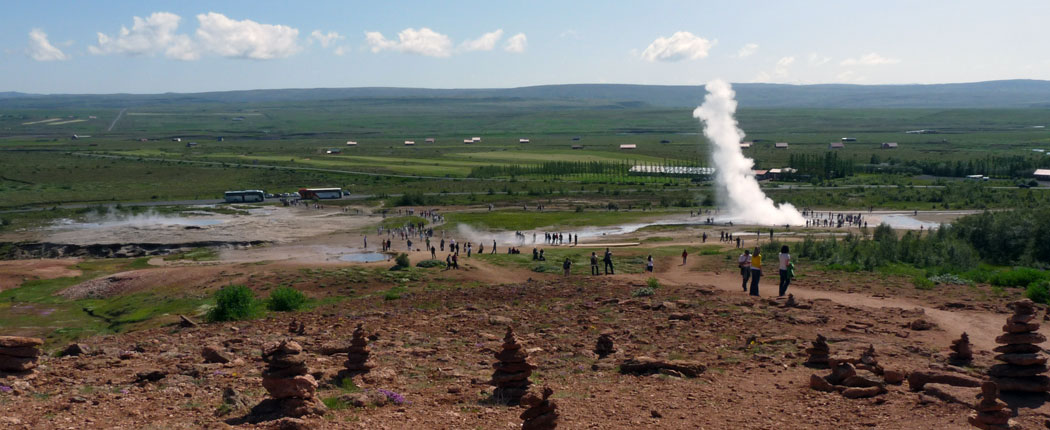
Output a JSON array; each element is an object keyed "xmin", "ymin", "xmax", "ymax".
[
  {"xmin": 949, "ymin": 332, "xmax": 973, "ymax": 364},
  {"xmin": 491, "ymin": 326, "xmax": 535, "ymax": 405},
  {"xmin": 0, "ymin": 336, "xmax": 43, "ymax": 375},
  {"xmin": 804, "ymin": 334, "xmax": 830, "ymax": 368},
  {"xmin": 809, "ymin": 356, "xmax": 888, "ymax": 399},
  {"xmin": 594, "ymin": 330, "xmax": 616, "ymax": 359},
  {"xmin": 968, "ymin": 381, "xmax": 1017, "ymax": 430},
  {"xmin": 990, "ymin": 299, "xmax": 1049, "ymax": 393},
  {"xmin": 344, "ymin": 324, "xmax": 376, "ymax": 374},
  {"xmin": 258, "ymin": 340, "xmax": 325, "ymax": 418},
  {"xmin": 520, "ymin": 386, "xmax": 559, "ymax": 430}
]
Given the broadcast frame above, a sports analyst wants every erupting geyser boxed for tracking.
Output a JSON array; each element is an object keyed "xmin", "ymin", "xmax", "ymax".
[{"xmin": 694, "ymin": 79, "xmax": 805, "ymax": 226}]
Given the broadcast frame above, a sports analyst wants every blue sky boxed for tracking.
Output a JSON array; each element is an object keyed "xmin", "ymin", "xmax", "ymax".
[{"xmin": 3, "ymin": 0, "xmax": 1049, "ymax": 93}]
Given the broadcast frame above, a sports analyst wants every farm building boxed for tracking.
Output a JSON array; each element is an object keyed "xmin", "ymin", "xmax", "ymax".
[
  {"xmin": 966, "ymin": 174, "xmax": 989, "ymax": 181},
  {"xmin": 519, "ymin": 138, "xmax": 530, "ymax": 143},
  {"xmin": 1035, "ymin": 169, "xmax": 1050, "ymax": 181},
  {"xmin": 829, "ymin": 142, "xmax": 845, "ymax": 149},
  {"xmin": 571, "ymin": 145, "xmax": 584, "ymax": 150},
  {"xmin": 346, "ymin": 141, "xmax": 358, "ymax": 146},
  {"xmin": 739, "ymin": 141, "xmax": 752, "ymax": 148},
  {"xmin": 775, "ymin": 142, "xmax": 789, "ymax": 149},
  {"xmin": 172, "ymin": 138, "xmax": 181, "ymax": 142},
  {"xmin": 463, "ymin": 139, "xmax": 474, "ymax": 144},
  {"xmin": 619, "ymin": 144, "xmax": 637, "ymax": 150},
  {"xmin": 325, "ymin": 149, "xmax": 342, "ymax": 154},
  {"xmin": 425, "ymin": 138, "xmax": 435, "ymax": 143},
  {"xmin": 841, "ymin": 137, "xmax": 857, "ymax": 142},
  {"xmin": 471, "ymin": 137, "xmax": 482, "ymax": 142},
  {"xmin": 753, "ymin": 169, "xmax": 770, "ymax": 180},
  {"xmin": 881, "ymin": 142, "xmax": 898, "ymax": 149},
  {"xmin": 767, "ymin": 168, "xmax": 797, "ymax": 180},
  {"xmin": 404, "ymin": 141, "xmax": 415, "ymax": 146}
]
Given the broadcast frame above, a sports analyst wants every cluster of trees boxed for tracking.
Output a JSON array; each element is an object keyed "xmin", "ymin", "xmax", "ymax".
[
  {"xmin": 902, "ymin": 155, "xmax": 1045, "ymax": 179},
  {"xmin": 785, "ymin": 152, "xmax": 856, "ymax": 180},
  {"xmin": 469, "ymin": 158, "xmax": 710, "ymax": 181},
  {"xmin": 950, "ymin": 206, "xmax": 1050, "ymax": 266}
]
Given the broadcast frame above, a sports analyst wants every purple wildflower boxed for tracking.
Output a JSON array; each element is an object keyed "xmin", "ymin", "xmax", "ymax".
[
  {"xmin": 377, "ymin": 388, "xmax": 405, "ymax": 405},
  {"xmin": 0, "ymin": 385, "xmax": 12, "ymax": 393},
  {"xmin": 120, "ymin": 389, "xmax": 129, "ymax": 395}
]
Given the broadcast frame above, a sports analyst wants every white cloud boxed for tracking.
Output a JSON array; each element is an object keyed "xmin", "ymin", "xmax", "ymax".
[
  {"xmin": 808, "ymin": 52, "xmax": 830, "ymax": 66},
  {"xmin": 736, "ymin": 43, "xmax": 758, "ymax": 58},
  {"xmin": 753, "ymin": 56, "xmax": 796, "ymax": 83},
  {"xmin": 460, "ymin": 29, "xmax": 503, "ymax": 52},
  {"xmin": 310, "ymin": 30, "xmax": 343, "ymax": 48},
  {"xmin": 366, "ymin": 27, "xmax": 452, "ymax": 57},
  {"xmin": 89, "ymin": 12, "xmax": 184, "ymax": 58},
  {"xmin": 164, "ymin": 34, "xmax": 199, "ymax": 60},
  {"xmin": 333, "ymin": 46, "xmax": 348, "ymax": 56},
  {"xmin": 26, "ymin": 29, "xmax": 69, "ymax": 61},
  {"xmin": 503, "ymin": 33, "xmax": 527, "ymax": 53},
  {"xmin": 195, "ymin": 12, "xmax": 300, "ymax": 60},
  {"xmin": 836, "ymin": 70, "xmax": 865, "ymax": 83},
  {"xmin": 641, "ymin": 31, "xmax": 714, "ymax": 62},
  {"xmin": 840, "ymin": 52, "xmax": 900, "ymax": 66}
]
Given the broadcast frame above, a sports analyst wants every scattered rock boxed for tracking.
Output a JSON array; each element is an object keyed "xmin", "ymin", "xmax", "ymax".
[
  {"xmin": 60, "ymin": 343, "xmax": 89, "ymax": 357},
  {"xmin": 178, "ymin": 315, "xmax": 198, "ymax": 328},
  {"xmin": 908, "ymin": 319, "xmax": 936, "ymax": 331},
  {"xmin": 907, "ymin": 370, "xmax": 981, "ymax": 392},
  {"xmin": 202, "ymin": 345, "xmax": 234, "ymax": 364},
  {"xmin": 135, "ymin": 370, "xmax": 167, "ymax": 383},
  {"xmin": 619, "ymin": 356, "xmax": 705, "ymax": 378}
]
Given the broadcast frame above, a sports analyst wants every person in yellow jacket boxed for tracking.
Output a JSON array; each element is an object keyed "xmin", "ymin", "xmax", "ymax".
[{"xmin": 749, "ymin": 247, "xmax": 762, "ymax": 296}]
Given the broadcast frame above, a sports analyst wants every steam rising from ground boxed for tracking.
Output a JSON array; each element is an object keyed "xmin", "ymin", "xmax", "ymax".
[{"xmin": 693, "ymin": 80, "xmax": 805, "ymax": 226}]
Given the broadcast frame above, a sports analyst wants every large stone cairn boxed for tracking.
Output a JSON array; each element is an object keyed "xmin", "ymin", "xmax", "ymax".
[
  {"xmin": 804, "ymin": 334, "xmax": 830, "ymax": 368},
  {"xmin": 990, "ymin": 299, "xmax": 1049, "ymax": 393},
  {"xmin": 344, "ymin": 324, "xmax": 375, "ymax": 373},
  {"xmin": 968, "ymin": 381, "xmax": 1016, "ymax": 430},
  {"xmin": 950, "ymin": 332, "xmax": 973, "ymax": 364},
  {"xmin": 491, "ymin": 326, "xmax": 535, "ymax": 405},
  {"xmin": 520, "ymin": 386, "xmax": 559, "ymax": 430},
  {"xmin": 0, "ymin": 336, "xmax": 43, "ymax": 374},
  {"xmin": 260, "ymin": 340, "xmax": 325, "ymax": 417}
]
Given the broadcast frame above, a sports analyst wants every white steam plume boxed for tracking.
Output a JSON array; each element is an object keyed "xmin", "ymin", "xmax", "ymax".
[{"xmin": 693, "ymin": 79, "xmax": 805, "ymax": 226}]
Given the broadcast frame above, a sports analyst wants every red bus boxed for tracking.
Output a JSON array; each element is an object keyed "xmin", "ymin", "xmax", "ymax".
[{"xmin": 298, "ymin": 188, "xmax": 343, "ymax": 200}]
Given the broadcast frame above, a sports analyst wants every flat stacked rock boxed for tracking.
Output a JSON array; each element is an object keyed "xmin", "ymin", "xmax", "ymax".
[
  {"xmin": 288, "ymin": 320, "xmax": 305, "ymax": 335},
  {"xmin": 594, "ymin": 331, "xmax": 616, "ymax": 358},
  {"xmin": 990, "ymin": 299, "xmax": 1048, "ymax": 393},
  {"xmin": 491, "ymin": 326, "xmax": 535, "ymax": 405},
  {"xmin": 258, "ymin": 340, "xmax": 325, "ymax": 418},
  {"xmin": 857, "ymin": 344, "xmax": 883, "ymax": 375},
  {"xmin": 520, "ymin": 386, "xmax": 559, "ymax": 430},
  {"xmin": 804, "ymin": 334, "xmax": 830, "ymax": 368},
  {"xmin": 0, "ymin": 336, "xmax": 43, "ymax": 374},
  {"xmin": 950, "ymin": 332, "xmax": 973, "ymax": 364},
  {"xmin": 809, "ymin": 357, "xmax": 887, "ymax": 399},
  {"xmin": 967, "ymin": 381, "xmax": 1017, "ymax": 430},
  {"xmin": 344, "ymin": 324, "xmax": 376, "ymax": 373}
]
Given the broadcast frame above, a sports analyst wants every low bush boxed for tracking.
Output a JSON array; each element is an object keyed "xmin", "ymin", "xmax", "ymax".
[
  {"xmin": 267, "ymin": 286, "xmax": 307, "ymax": 312},
  {"xmin": 990, "ymin": 267, "xmax": 1049, "ymax": 288},
  {"xmin": 207, "ymin": 285, "xmax": 258, "ymax": 322},
  {"xmin": 912, "ymin": 276, "xmax": 935, "ymax": 290},
  {"xmin": 646, "ymin": 277, "xmax": 660, "ymax": 289},
  {"xmin": 1025, "ymin": 281, "xmax": 1050, "ymax": 305},
  {"xmin": 415, "ymin": 259, "xmax": 446, "ymax": 269},
  {"xmin": 392, "ymin": 253, "xmax": 411, "ymax": 269},
  {"xmin": 632, "ymin": 287, "xmax": 655, "ymax": 297}
]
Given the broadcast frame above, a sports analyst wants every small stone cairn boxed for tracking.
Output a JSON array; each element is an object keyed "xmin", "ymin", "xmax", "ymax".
[
  {"xmin": 258, "ymin": 340, "xmax": 325, "ymax": 418},
  {"xmin": 344, "ymin": 324, "xmax": 376, "ymax": 374},
  {"xmin": 804, "ymin": 334, "xmax": 830, "ymax": 368},
  {"xmin": 594, "ymin": 331, "xmax": 616, "ymax": 359},
  {"xmin": 491, "ymin": 326, "xmax": 535, "ymax": 405},
  {"xmin": 857, "ymin": 344, "xmax": 884, "ymax": 375},
  {"xmin": 0, "ymin": 336, "xmax": 43, "ymax": 375},
  {"xmin": 968, "ymin": 381, "xmax": 1017, "ymax": 430},
  {"xmin": 990, "ymin": 299, "xmax": 1048, "ymax": 393},
  {"xmin": 520, "ymin": 386, "xmax": 559, "ymax": 430},
  {"xmin": 949, "ymin": 332, "xmax": 973, "ymax": 364}
]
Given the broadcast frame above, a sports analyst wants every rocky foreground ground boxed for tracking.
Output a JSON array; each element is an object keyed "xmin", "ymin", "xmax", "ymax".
[{"xmin": 2, "ymin": 274, "xmax": 1049, "ymax": 429}]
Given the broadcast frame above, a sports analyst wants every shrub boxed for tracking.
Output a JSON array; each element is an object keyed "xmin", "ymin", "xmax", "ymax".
[
  {"xmin": 1026, "ymin": 281, "xmax": 1050, "ymax": 305},
  {"xmin": 632, "ymin": 287, "xmax": 655, "ymax": 297},
  {"xmin": 415, "ymin": 259, "xmax": 445, "ymax": 268},
  {"xmin": 394, "ymin": 253, "xmax": 411, "ymax": 268},
  {"xmin": 267, "ymin": 287, "xmax": 307, "ymax": 312},
  {"xmin": 646, "ymin": 277, "xmax": 660, "ymax": 289},
  {"xmin": 207, "ymin": 285, "xmax": 258, "ymax": 322},
  {"xmin": 928, "ymin": 273, "xmax": 973, "ymax": 286},
  {"xmin": 912, "ymin": 276, "xmax": 935, "ymax": 290},
  {"xmin": 990, "ymin": 268, "xmax": 1049, "ymax": 288}
]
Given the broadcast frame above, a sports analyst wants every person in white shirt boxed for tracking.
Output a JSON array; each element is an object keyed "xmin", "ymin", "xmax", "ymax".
[
  {"xmin": 737, "ymin": 250, "xmax": 751, "ymax": 292},
  {"xmin": 778, "ymin": 245, "xmax": 791, "ymax": 297}
]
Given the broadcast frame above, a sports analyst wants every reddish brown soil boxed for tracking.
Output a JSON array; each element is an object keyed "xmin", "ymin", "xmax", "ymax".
[{"xmin": 0, "ymin": 259, "xmax": 81, "ymax": 292}]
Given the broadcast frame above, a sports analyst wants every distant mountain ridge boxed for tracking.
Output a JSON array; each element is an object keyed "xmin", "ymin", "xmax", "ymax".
[{"xmin": 3, "ymin": 80, "xmax": 1050, "ymax": 109}]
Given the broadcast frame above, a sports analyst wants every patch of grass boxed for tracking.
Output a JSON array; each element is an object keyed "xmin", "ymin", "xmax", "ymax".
[
  {"xmin": 383, "ymin": 285, "xmax": 408, "ymax": 301},
  {"xmin": 266, "ymin": 286, "xmax": 307, "ymax": 312},
  {"xmin": 338, "ymin": 377, "xmax": 361, "ymax": 393},
  {"xmin": 163, "ymin": 247, "xmax": 218, "ymax": 262},
  {"xmin": 322, "ymin": 396, "xmax": 349, "ymax": 410}
]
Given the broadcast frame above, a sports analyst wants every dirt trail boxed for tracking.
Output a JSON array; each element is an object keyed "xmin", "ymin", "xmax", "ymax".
[{"xmin": 654, "ymin": 261, "xmax": 1021, "ymax": 351}]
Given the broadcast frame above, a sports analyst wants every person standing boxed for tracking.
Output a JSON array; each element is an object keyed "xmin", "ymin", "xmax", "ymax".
[
  {"xmin": 492, "ymin": 240, "xmax": 497, "ymax": 254},
  {"xmin": 364, "ymin": 236, "xmax": 368, "ymax": 249},
  {"xmin": 452, "ymin": 253, "xmax": 459, "ymax": 269},
  {"xmin": 749, "ymin": 247, "xmax": 763, "ymax": 297},
  {"xmin": 778, "ymin": 245, "xmax": 792, "ymax": 297},
  {"xmin": 681, "ymin": 249, "xmax": 688, "ymax": 265},
  {"xmin": 431, "ymin": 246, "xmax": 436, "ymax": 260},
  {"xmin": 603, "ymin": 248, "xmax": 614, "ymax": 275},
  {"xmin": 646, "ymin": 255, "xmax": 654, "ymax": 272},
  {"xmin": 467, "ymin": 242, "xmax": 472, "ymax": 257},
  {"xmin": 590, "ymin": 252, "xmax": 599, "ymax": 275},
  {"xmin": 737, "ymin": 249, "xmax": 751, "ymax": 292},
  {"xmin": 702, "ymin": 232, "xmax": 707, "ymax": 243},
  {"xmin": 563, "ymin": 257, "xmax": 572, "ymax": 276}
]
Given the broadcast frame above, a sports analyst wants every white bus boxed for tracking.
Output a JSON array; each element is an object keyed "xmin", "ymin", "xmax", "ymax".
[{"xmin": 224, "ymin": 190, "xmax": 266, "ymax": 203}]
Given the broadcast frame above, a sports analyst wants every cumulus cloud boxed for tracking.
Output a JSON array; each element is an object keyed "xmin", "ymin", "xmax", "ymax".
[
  {"xmin": 310, "ymin": 30, "xmax": 343, "ymax": 48},
  {"xmin": 460, "ymin": 29, "xmax": 503, "ymax": 52},
  {"xmin": 808, "ymin": 52, "xmax": 831, "ymax": 66},
  {"xmin": 641, "ymin": 31, "xmax": 714, "ymax": 62},
  {"xmin": 840, "ymin": 52, "xmax": 900, "ymax": 66},
  {"xmin": 736, "ymin": 43, "xmax": 758, "ymax": 58},
  {"xmin": 503, "ymin": 33, "xmax": 527, "ymax": 53},
  {"xmin": 366, "ymin": 27, "xmax": 452, "ymax": 57},
  {"xmin": 753, "ymin": 56, "xmax": 796, "ymax": 83},
  {"xmin": 89, "ymin": 12, "xmax": 185, "ymax": 58},
  {"xmin": 26, "ymin": 29, "xmax": 69, "ymax": 61},
  {"xmin": 195, "ymin": 12, "xmax": 300, "ymax": 59}
]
